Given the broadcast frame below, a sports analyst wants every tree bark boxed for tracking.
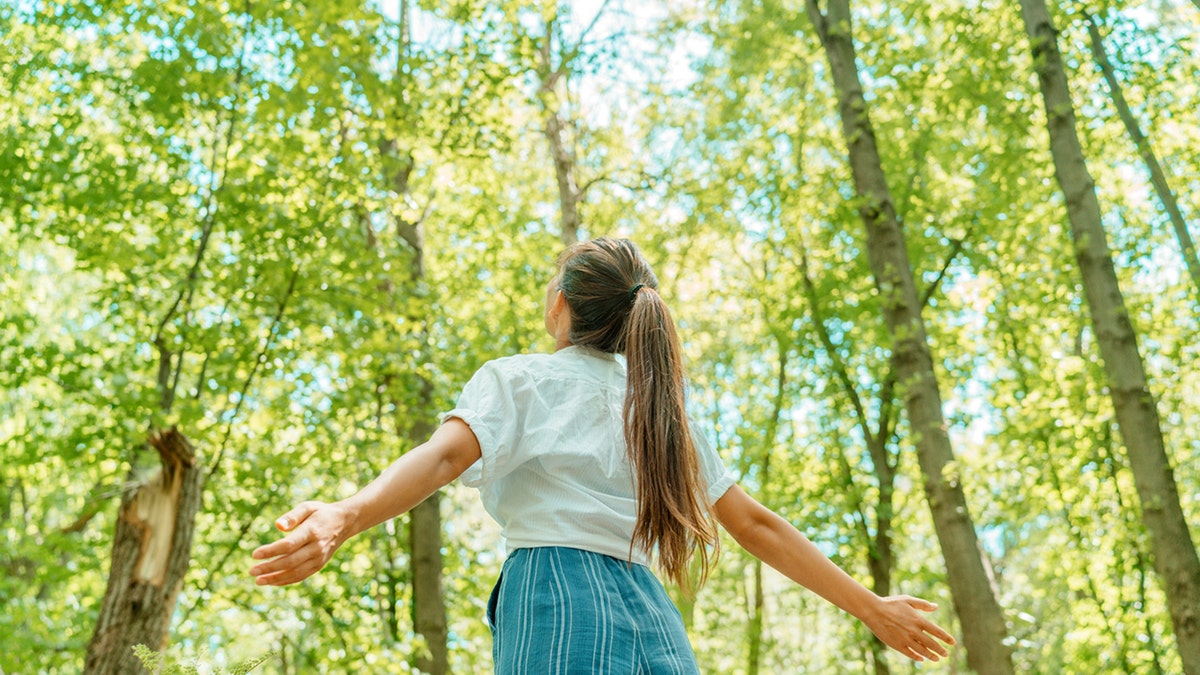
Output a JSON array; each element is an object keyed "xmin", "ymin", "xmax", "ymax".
[
  {"xmin": 747, "ymin": 560, "xmax": 765, "ymax": 675},
  {"xmin": 1084, "ymin": 15, "xmax": 1200, "ymax": 298},
  {"xmin": 804, "ymin": 1, "xmax": 1015, "ymax": 672},
  {"xmin": 407, "ymin": 411, "xmax": 447, "ymax": 675},
  {"xmin": 545, "ymin": 112, "xmax": 581, "ymax": 246},
  {"xmin": 746, "ymin": 341, "xmax": 788, "ymax": 675},
  {"xmin": 84, "ymin": 428, "xmax": 204, "ymax": 674},
  {"xmin": 376, "ymin": 9, "xmax": 449, "ymax": 669},
  {"xmin": 538, "ymin": 15, "xmax": 581, "ymax": 246},
  {"xmin": 1018, "ymin": 1, "xmax": 1200, "ymax": 671},
  {"xmin": 799, "ymin": 243, "xmax": 896, "ymax": 675},
  {"xmin": 383, "ymin": 138, "xmax": 448, "ymax": 674}
]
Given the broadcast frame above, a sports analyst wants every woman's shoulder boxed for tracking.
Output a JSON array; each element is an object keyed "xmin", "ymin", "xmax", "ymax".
[
  {"xmin": 469, "ymin": 352, "xmax": 555, "ymax": 387},
  {"xmin": 481, "ymin": 351, "xmax": 556, "ymax": 373},
  {"xmin": 479, "ymin": 348, "xmax": 620, "ymax": 387}
]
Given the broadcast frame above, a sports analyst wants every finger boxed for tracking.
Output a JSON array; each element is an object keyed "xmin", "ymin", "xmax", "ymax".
[
  {"xmin": 251, "ymin": 540, "xmax": 319, "ymax": 577},
  {"xmin": 921, "ymin": 619, "xmax": 956, "ymax": 645},
  {"xmin": 914, "ymin": 632, "xmax": 948, "ymax": 659},
  {"xmin": 933, "ymin": 625, "xmax": 957, "ymax": 645},
  {"xmin": 252, "ymin": 528, "xmax": 311, "ymax": 562},
  {"xmin": 900, "ymin": 644, "xmax": 925, "ymax": 663},
  {"xmin": 911, "ymin": 636, "xmax": 943, "ymax": 662},
  {"xmin": 275, "ymin": 501, "xmax": 322, "ymax": 532},
  {"xmin": 904, "ymin": 596, "xmax": 938, "ymax": 612},
  {"xmin": 255, "ymin": 555, "xmax": 325, "ymax": 586},
  {"xmin": 251, "ymin": 541, "xmax": 320, "ymax": 581}
]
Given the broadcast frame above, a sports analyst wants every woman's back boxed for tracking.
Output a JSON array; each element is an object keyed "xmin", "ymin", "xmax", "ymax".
[{"xmin": 444, "ymin": 345, "xmax": 734, "ymax": 567}]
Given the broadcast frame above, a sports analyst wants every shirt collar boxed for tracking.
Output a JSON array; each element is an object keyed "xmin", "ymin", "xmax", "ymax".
[{"xmin": 557, "ymin": 344, "xmax": 619, "ymax": 362}]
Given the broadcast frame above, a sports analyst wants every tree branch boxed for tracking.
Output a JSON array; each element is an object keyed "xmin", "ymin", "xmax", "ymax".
[{"xmin": 206, "ymin": 265, "xmax": 301, "ymax": 476}]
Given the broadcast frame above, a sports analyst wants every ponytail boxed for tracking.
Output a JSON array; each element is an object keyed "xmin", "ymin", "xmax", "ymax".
[
  {"xmin": 556, "ymin": 238, "xmax": 719, "ymax": 591},
  {"xmin": 623, "ymin": 288, "xmax": 719, "ymax": 591}
]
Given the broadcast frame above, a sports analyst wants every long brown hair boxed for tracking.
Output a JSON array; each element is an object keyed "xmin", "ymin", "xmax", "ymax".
[{"xmin": 556, "ymin": 237, "xmax": 718, "ymax": 590}]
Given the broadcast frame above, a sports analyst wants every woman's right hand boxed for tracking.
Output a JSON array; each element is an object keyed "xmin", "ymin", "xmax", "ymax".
[
  {"xmin": 250, "ymin": 500, "xmax": 352, "ymax": 586},
  {"xmin": 862, "ymin": 595, "xmax": 956, "ymax": 662}
]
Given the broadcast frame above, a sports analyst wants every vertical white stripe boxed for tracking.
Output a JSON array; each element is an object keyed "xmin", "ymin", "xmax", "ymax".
[
  {"xmin": 629, "ymin": 568, "xmax": 688, "ymax": 674},
  {"xmin": 517, "ymin": 549, "xmax": 538, "ymax": 674},
  {"xmin": 548, "ymin": 548, "xmax": 572, "ymax": 672},
  {"xmin": 581, "ymin": 550, "xmax": 612, "ymax": 673}
]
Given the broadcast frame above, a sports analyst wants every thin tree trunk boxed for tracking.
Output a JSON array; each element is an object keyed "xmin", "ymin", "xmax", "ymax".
[
  {"xmin": 537, "ymin": 15, "xmax": 581, "ymax": 246},
  {"xmin": 865, "ymin": 444, "xmax": 895, "ymax": 675},
  {"xmin": 804, "ymin": 1, "xmax": 1015, "ymax": 672},
  {"xmin": 384, "ymin": 173, "xmax": 448, "ymax": 674},
  {"xmin": 1098, "ymin": 419, "xmax": 1168, "ymax": 675},
  {"xmin": 744, "ymin": 341, "xmax": 792, "ymax": 672},
  {"xmin": 1084, "ymin": 15, "xmax": 1200, "ymax": 297},
  {"xmin": 407, "ymin": 406, "xmax": 446, "ymax": 675},
  {"xmin": 84, "ymin": 7, "xmax": 257, "ymax": 667},
  {"xmin": 799, "ymin": 243, "xmax": 896, "ymax": 675},
  {"xmin": 382, "ymin": 4, "xmax": 448, "ymax": 668},
  {"xmin": 1018, "ymin": 1, "xmax": 1200, "ymax": 671},
  {"xmin": 746, "ymin": 560, "xmax": 765, "ymax": 675},
  {"xmin": 746, "ymin": 341, "xmax": 789, "ymax": 675},
  {"xmin": 545, "ymin": 111, "xmax": 580, "ymax": 246},
  {"xmin": 84, "ymin": 429, "xmax": 204, "ymax": 674},
  {"xmin": 997, "ymin": 307, "xmax": 1140, "ymax": 670}
]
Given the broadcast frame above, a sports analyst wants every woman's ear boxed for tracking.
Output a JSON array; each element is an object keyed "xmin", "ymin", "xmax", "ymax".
[{"xmin": 551, "ymin": 289, "xmax": 567, "ymax": 317}]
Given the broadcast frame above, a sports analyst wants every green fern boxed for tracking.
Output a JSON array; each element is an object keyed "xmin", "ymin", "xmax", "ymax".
[{"xmin": 132, "ymin": 644, "xmax": 271, "ymax": 675}]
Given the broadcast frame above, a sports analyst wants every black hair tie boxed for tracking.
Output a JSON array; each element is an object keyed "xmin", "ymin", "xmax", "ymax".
[{"xmin": 628, "ymin": 283, "xmax": 645, "ymax": 302}]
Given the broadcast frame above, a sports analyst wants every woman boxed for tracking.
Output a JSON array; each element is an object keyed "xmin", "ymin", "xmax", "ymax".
[{"xmin": 251, "ymin": 237, "xmax": 955, "ymax": 672}]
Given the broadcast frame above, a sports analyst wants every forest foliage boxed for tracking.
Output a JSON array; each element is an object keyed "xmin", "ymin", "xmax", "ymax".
[{"xmin": 2, "ymin": 0, "xmax": 1198, "ymax": 672}]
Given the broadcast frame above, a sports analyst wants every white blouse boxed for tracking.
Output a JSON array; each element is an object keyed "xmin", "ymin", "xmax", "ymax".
[{"xmin": 440, "ymin": 345, "xmax": 737, "ymax": 568}]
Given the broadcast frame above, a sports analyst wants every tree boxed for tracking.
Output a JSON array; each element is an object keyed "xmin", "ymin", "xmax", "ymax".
[
  {"xmin": 1083, "ymin": 12, "xmax": 1200, "ymax": 298},
  {"xmin": 1017, "ymin": 0, "xmax": 1200, "ymax": 670},
  {"xmin": 84, "ymin": 430, "xmax": 204, "ymax": 674},
  {"xmin": 529, "ymin": 0, "xmax": 619, "ymax": 246},
  {"xmin": 80, "ymin": 3, "xmax": 288, "ymax": 668},
  {"xmin": 804, "ymin": 0, "xmax": 1016, "ymax": 671}
]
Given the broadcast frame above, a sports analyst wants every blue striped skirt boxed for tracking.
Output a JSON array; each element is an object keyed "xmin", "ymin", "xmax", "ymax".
[{"xmin": 487, "ymin": 546, "xmax": 701, "ymax": 674}]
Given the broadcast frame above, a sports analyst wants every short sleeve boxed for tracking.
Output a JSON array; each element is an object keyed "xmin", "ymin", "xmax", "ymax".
[
  {"xmin": 439, "ymin": 361, "xmax": 524, "ymax": 487},
  {"xmin": 691, "ymin": 420, "xmax": 736, "ymax": 503}
]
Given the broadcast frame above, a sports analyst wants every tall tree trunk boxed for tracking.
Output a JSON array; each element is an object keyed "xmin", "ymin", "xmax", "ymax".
[
  {"xmin": 1018, "ymin": 1, "xmax": 1200, "ymax": 670},
  {"xmin": 746, "ymin": 341, "xmax": 788, "ymax": 675},
  {"xmin": 799, "ymin": 242, "xmax": 899, "ymax": 675},
  {"xmin": 406, "ymin": 391, "xmax": 446, "ymax": 675},
  {"xmin": 804, "ymin": 1, "xmax": 1015, "ymax": 672},
  {"xmin": 545, "ymin": 111, "xmax": 580, "ymax": 246},
  {"xmin": 84, "ymin": 429, "xmax": 204, "ymax": 674},
  {"xmin": 747, "ymin": 561, "xmax": 765, "ymax": 675},
  {"xmin": 1084, "ymin": 14, "xmax": 1200, "ymax": 297},
  {"xmin": 382, "ymin": 4, "xmax": 448, "ymax": 668},
  {"xmin": 380, "ymin": 159, "xmax": 448, "ymax": 672},
  {"xmin": 537, "ymin": 14, "xmax": 581, "ymax": 246}
]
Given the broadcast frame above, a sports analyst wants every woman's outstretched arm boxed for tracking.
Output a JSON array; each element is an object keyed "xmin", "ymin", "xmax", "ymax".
[
  {"xmin": 713, "ymin": 484, "xmax": 956, "ymax": 663},
  {"xmin": 250, "ymin": 418, "xmax": 482, "ymax": 586}
]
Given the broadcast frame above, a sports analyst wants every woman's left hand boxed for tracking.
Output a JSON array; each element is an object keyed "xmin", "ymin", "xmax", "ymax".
[
  {"xmin": 862, "ymin": 595, "xmax": 956, "ymax": 662},
  {"xmin": 250, "ymin": 500, "xmax": 352, "ymax": 586}
]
